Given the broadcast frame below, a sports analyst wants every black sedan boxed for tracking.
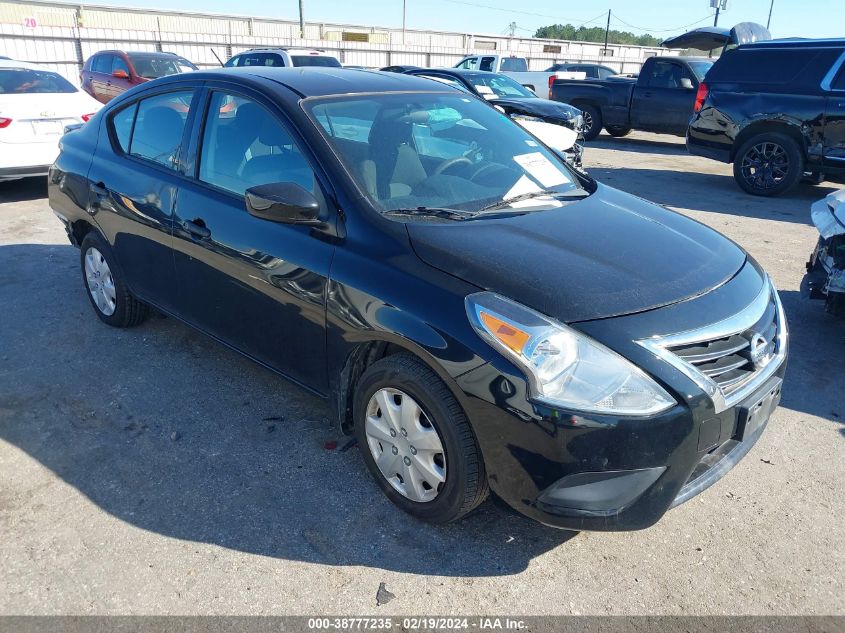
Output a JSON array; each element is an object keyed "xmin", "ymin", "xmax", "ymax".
[
  {"xmin": 396, "ymin": 67, "xmax": 585, "ymax": 167},
  {"xmin": 49, "ymin": 68, "xmax": 787, "ymax": 531}
]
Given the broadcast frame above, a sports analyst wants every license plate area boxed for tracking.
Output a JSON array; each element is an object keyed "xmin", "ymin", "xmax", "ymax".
[
  {"xmin": 737, "ymin": 378, "xmax": 782, "ymax": 441},
  {"xmin": 32, "ymin": 120, "xmax": 64, "ymax": 136}
]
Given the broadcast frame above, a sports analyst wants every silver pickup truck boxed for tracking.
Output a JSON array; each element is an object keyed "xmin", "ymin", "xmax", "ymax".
[{"xmin": 453, "ymin": 54, "xmax": 584, "ymax": 98}]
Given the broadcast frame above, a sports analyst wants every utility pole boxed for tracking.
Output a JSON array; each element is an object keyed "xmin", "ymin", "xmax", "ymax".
[
  {"xmin": 402, "ymin": 0, "xmax": 406, "ymax": 45},
  {"xmin": 298, "ymin": 0, "xmax": 305, "ymax": 38},
  {"xmin": 713, "ymin": 5, "xmax": 720, "ymax": 27},
  {"xmin": 766, "ymin": 0, "xmax": 774, "ymax": 30},
  {"xmin": 603, "ymin": 9, "xmax": 610, "ymax": 56}
]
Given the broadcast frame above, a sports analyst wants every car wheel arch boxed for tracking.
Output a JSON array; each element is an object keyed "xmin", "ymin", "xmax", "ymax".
[
  {"xmin": 334, "ymin": 336, "xmax": 477, "ymax": 436},
  {"xmin": 730, "ymin": 119, "xmax": 808, "ymax": 163}
]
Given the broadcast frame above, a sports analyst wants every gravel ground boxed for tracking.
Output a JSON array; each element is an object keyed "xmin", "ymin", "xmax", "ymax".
[{"xmin": 0, "ymin": 131, "xmax": 843, "ymax": 615}]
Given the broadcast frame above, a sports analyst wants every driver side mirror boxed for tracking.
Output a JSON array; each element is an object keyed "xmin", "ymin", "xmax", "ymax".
[
  {"xmin": 679, "ymin": 77, "xmax": 694, "ymax": 90},
  {"xmin": 245, "ymin": 182, "xmax": 322, "ymax": 225},
  {"xmin": 112, "ymin": 69, "xmax": 129, "ymax": 79}
]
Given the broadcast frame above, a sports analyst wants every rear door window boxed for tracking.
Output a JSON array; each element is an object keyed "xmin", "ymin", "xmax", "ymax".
[{"xmin": 125, "ymin": 90, "xmax": 195, "ymax": 169}]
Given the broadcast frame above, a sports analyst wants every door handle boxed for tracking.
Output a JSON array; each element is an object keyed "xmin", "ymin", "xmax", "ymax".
[{"xmin": 183, "ymin": 219, "xmax": 211, "ymax": 240}]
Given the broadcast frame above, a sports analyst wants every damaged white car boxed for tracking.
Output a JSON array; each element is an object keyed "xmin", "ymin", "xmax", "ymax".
[{"xmin": 805, "ymin": 189, "xmax": 845, "ymax": 317}]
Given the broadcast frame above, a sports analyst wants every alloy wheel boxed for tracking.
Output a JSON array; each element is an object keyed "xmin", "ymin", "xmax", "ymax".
[
  {"xmin": 364, "ymin": 388, "xmax": 446, "ymax": 503},
  {"xmin": 740, "ymin": 142, "xmax": 789, "ymax": 190},
  {"xmin": 581, "ymin": 110, "xmax": 593, "ymax": 135},
  {"xmin": 84, "ymin": 247, "xmax": 117, "ymax": 316}
]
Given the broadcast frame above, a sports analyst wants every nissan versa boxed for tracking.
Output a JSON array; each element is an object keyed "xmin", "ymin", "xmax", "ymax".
[{"xmin": 48, "ymin": 68, "xmax": 788, "ymax": 531}]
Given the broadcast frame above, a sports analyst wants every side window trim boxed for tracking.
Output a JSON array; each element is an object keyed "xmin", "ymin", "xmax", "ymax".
[
  {"xmin": 190, "ymin": 86, "xmax": 328, "ymax": 203},
  {"xmin": 105, "ymin": 85, "xmax": 204, "ymax": 176}
]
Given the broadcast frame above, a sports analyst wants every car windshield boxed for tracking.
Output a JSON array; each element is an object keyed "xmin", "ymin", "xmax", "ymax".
[
  {"xmin": 0, "ymin": 68, "xmax": 77, "ymax": 94},
  {"xmin": 307, "ymin": 93, "xmax": 581, "ymax": 215},
  {"xmin": 291, "ymin": 55, "xmax": 341, "ymax": 68},
  {"xmin": 128, "ymin": 54, "xmax": 197, "ymax": 79},
  {"xmin": 467, "ymin": 74, "xmax": 535, "ymax": 99},
  {"xmin": 687, "ymin": 60, "xmax": 714, "ymax": 81}
]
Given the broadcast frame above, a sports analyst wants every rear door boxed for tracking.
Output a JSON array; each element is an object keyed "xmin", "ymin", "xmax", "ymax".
[
  {"xmin": 86, "ymin": 86, "xmax": 200, "ymax": 313},
  {"xmin": 823, "ymin": 57, "xmax": 845, "ymax": 169},
  {"xmin": 632, "ymin": 59, "xmax": 697, "ymax": 133},
  {"xmin": 170, "ymin": 87, "xmax": 335, "ymax": 390}
]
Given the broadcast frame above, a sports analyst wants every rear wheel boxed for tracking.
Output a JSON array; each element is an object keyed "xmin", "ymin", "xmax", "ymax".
[
  {"xmin": 605, "ymin": 125, "xmax": 631, "ymax": 137},
  {"xmin": 733, "ymin": 132, "xmax": 803, "ymax": 196},
  {"xmin": 579, "ymin": 104, "xmax": 603, "ymax": 141},
  {"xmin": 354, "ymin": 354, "xmax": 488, "ymax": 523},
  {"xmin": 80, "ymin": 232, "xmax": 149, "ymax": 327}
]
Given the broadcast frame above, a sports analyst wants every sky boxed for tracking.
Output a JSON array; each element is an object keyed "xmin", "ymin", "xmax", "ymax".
[{"xmin": 88, "ymin": 0, "xmax": 843, "ymax": 40}]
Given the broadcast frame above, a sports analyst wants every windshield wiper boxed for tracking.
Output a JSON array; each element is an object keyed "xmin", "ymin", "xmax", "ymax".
[
  {"xmin": 477, "ymin": 188, "xmax": 588, "ymax": 213},
  {"xmin": 383, "ymin": 207, "xmax": 476, "ymax": 221}
]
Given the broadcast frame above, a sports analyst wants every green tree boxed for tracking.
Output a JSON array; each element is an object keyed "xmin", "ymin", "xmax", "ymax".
[{"xmin": 534, "ymin": 23, "xmax": 661, "ymax": 47}]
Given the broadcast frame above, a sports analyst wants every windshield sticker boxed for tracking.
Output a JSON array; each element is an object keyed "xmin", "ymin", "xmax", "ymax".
[
  {"xmin": 513, "ymin": 152, "xmax": 568, "ymax": 187},
  {"xmin": 524, "ymin": 140, "xmax": 538, "ymax": 147}
]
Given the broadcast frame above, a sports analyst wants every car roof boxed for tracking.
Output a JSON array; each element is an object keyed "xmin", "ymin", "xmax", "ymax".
[
  {"xmin": 91, "ymin": 50, "xmax": 182, "ymax": 57},
  {"xmin": 234, "ymin": 48, "xmax": 335, "ymax": 56},
  {"xmin": 192, "ymin": 67, "xmax": 454, "ymax": 98},
  {"xmin": 740, "ymin": 37, "xmax": 845, "ymax": 49}
]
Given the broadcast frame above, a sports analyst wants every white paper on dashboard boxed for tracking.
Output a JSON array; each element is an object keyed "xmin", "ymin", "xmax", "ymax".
[
  {"xmin": 512, "ymin": 152, "xmax": 568, "ymax": 188},
  {"xmin": 501, "ymin": 175, "xmax": 563, "ymax": 208}
]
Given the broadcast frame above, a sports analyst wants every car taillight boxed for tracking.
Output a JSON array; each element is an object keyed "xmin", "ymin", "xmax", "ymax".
[
  {"xmin": 693, "ymin": 82, "xmax": 709, "ymax": 113},
  {"xmin": 0, "ymin": 117, "xmax": 11, "ymax": 128},
  {"xmin": 81, "ymin": 113, "xmax": 95, "ymax": 122},
  {"xmin": 548, "ymin": 74, "xmax": 556, "ymax": 99}
]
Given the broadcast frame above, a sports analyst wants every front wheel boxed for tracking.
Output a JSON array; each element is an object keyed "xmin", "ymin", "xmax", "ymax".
[
  {"xmin": 733, "ymin": 132, "xmax": 803, "ymax": 196},
  {"xmin": 578, "ymin": 104, "xmax": 603, "ymax": 141},
  {"xmin": 354, "ymin": 354, "xmax": 488, "ymax": 523}
]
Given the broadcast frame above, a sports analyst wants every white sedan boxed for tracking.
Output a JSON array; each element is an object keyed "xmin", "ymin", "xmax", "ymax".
[{"xmin": 0, "ymin": 60, "xmax": 101, "ymax": 181}]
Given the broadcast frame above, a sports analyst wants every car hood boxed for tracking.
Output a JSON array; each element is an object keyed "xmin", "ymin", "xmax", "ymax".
[
  {"xmin": 407, "ymin": 184, "xmax": 747, "ymax": 323},
  {"xmin": 489, "ymin": 97, "xmax": 581, "ymax": 121}
]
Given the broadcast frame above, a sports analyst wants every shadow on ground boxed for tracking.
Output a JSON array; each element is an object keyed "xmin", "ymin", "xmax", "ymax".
[
  {"xmin": 0, "ymin": 243, "xmax": 576, "ymax": 578},
  {"xmin": 0, "ymin": 177, "xmax": 47, "ymax": 204}
]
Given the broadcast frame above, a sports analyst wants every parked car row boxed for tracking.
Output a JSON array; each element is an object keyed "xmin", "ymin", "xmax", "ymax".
[
  {"xmin": 47, "ymin": 64, "xmax": 788, "ymax": 531},
  {"xmin": 550, "ymin": 26, "xmax": 845, "ymax": 197}
]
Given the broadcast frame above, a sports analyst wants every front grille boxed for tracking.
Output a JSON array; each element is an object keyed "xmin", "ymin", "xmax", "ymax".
[{"xmin": 666, "ymin": 297, "xmax": 778, "ymax": 396}]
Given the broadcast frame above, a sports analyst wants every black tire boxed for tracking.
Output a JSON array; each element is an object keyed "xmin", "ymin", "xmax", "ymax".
[
  {"xmin": 732, "ymin": 132, "xmax": 804, "ymax": 197},
  {"xmin": 578, "ymin": 103, "xmax": 603, "ymax": 141},
  {"xmin": 79, "ymin": 232, "xmax": 149, "ymax": 327},
  {"xmin": 353, "ymin": 353, "xmax": 488, "ymax": 523},
  {"xmin": 605, "ymin": 125, "xmax": 632, "ymax": 138}
]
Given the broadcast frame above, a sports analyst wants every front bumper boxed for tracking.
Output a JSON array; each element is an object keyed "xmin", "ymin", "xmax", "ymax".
[{"xmin": 455, "ymin": 262, "xmax": 788, "ymax": 531}]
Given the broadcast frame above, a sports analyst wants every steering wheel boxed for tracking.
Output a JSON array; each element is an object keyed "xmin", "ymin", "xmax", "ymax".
[
  {"xmin": 469, "ymin": 162, "xmax": 509, "ymax": 182},
  {"xmin": 433, "ymin": 156, "xmax": 473, "ymax": 177}
]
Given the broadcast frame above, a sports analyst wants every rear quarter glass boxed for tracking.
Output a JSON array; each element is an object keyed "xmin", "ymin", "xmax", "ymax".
[{"xmin": 708, "ymin": 47, "xmax": 841, "ymax": 89}]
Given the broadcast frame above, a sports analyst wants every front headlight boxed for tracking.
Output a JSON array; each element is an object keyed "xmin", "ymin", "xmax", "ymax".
[{"xmin": 466, "ymin": 292, "xmax": 676, "ymax": 416}]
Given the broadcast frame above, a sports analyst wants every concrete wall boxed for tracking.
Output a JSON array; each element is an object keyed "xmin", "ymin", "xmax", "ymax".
[{"xmin": 0, "ymin": 0, "xmax": 679, "ymax": 86}]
